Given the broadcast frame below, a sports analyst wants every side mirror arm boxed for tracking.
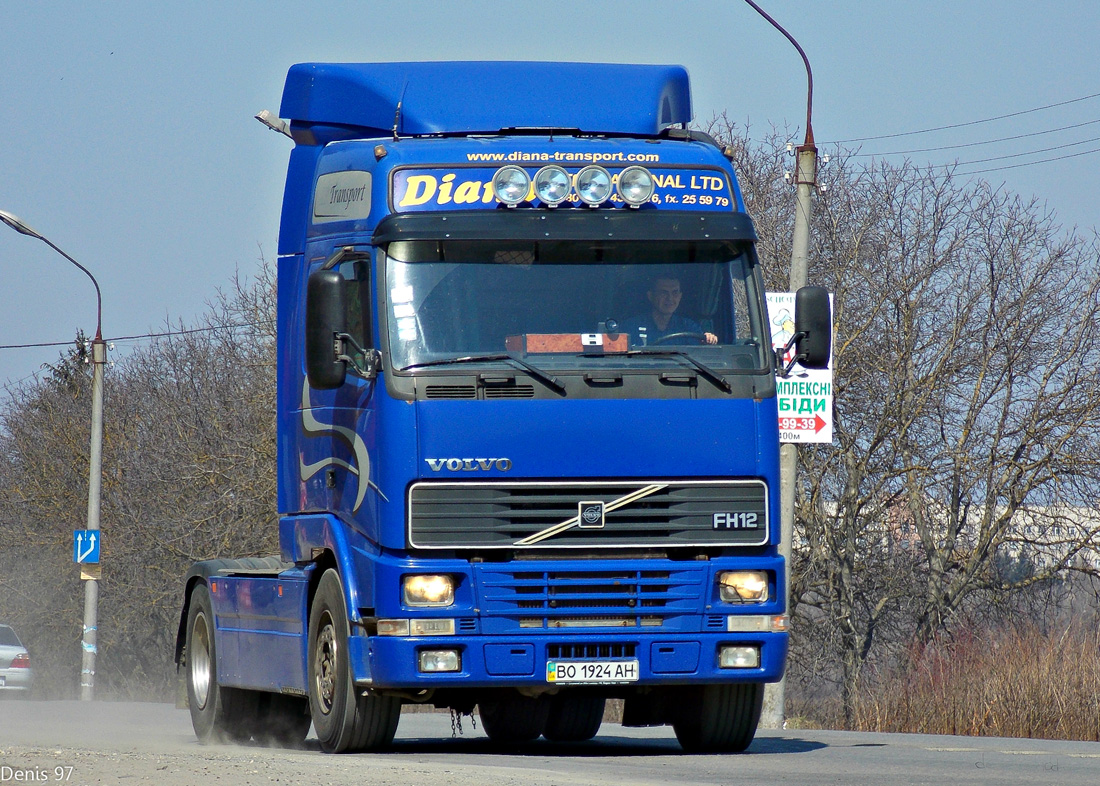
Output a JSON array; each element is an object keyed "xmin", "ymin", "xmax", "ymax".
[
  {"xmin": 335, "ymin": 332, "xmax": 382, "ymax": 381},
  {"xmin": 775, "ymin": 331, "xmax": 809, "ymax": 378}
]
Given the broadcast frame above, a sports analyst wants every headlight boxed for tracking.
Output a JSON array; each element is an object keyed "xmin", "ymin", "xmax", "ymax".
[
  {"xmin": 575, "ymin": 165, "xmax": 612, "ymax": 206},
  {"xmin": 534, "ymin": 165, "xmax": 572, "ymax": 206},
  {"xmin": 718, "ymin": 571, "xmax": 769, "ymax": 603},
  {"xmin": 492, "ymin": 165, "xmax": 531, "ymax": 206},
  {"xmin": 403, "ymin": 575, "xmax": 455, "ymax": 607},
  {"xmin": 617, "ymin": 166, "xmax": 655, "ymax": 206}
]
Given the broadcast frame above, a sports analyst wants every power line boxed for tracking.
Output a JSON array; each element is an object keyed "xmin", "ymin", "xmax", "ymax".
[
  {"xmin": 0, "ymin": 339, "xmax": 79, "ymax": 350},
  {"xmin": 0, "ymin": 321, "xmax": 274, "ymax": 352},
  {"xmin": 829, "ymin": 91, "xmax": 1100, "ymax": 144},
  {"xmin": 110, "ymin": 321, "xmax": 274, "ymax": 344},
  {"xmin": 897, "ymin": 138, "xmax": 1100, "ymax": 176},
  {"xmin": 850, "ymin": 118, "xmax": 1100, "ymax": 157},
  {"xmin": 948, "ymin": 135, "xmax": 1100, "ymax": 168},
  {"xmin": 957, "ymin": 145, "xmax": 1100, "ymax": 176}
]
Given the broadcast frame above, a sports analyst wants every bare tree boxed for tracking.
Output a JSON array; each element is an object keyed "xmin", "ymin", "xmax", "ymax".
[
  {"xmin": 0, "ymin": 338, "xmax": 95, "ymax": 695},
  {"xmin": 0, "ymin": 264, "xmax": 277, "ymax": 697},
  {"xmin": 708, "ymin": 117, "xmax": 1100, "ymax": 724}
]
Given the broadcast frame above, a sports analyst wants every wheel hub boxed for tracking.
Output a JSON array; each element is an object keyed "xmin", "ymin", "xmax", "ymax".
[
  {"xmin": 314, "ymin": 615, "xmax": 338, "ymax": 714},
  {"xmin": 190, "ymin": 611, "xmax": 212, "ymax": 710}
]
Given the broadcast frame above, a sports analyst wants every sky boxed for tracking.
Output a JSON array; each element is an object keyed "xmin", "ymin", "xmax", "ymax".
[{"xmin": 2, "ymin": 1, "xmax": 1099, "ymax": 389}]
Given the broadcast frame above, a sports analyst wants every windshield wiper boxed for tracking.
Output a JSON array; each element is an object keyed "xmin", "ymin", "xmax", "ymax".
[
  {"xmin": 401, "ymin": 353, "xmax": 566, "ymax": 395},
  {"xmin": 586, "ymin": 348, "xmax": 733, "ymax": 393}
]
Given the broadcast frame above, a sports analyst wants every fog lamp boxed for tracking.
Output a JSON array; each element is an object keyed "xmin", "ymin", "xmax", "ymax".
[
  {"xmin": 617, "ymin": 166, "xmax": 655, "ymax": 206},
  {"xmin": 719, "ymin": 645, "xmax": 760, "ymax": 669},
  {"xmin": 418, "ymin": 649, "xmax": 461, "ymax": 673},
  {"xmin": 718, "ymin": 571, "xmax": 769, "ymax": 603},
  {"xmin": 403, "ymin": 575, "xmax": 455, "ymax": 607},
  {"xmin": 575, "ymin": 165, "xmax": 612, "ymax": 206},
  {"xmin": 492, "ymin": 165, "xmax": 531, "ymax": 206},
  {"xmin": 534, "ymin": 165, "xmax": 571, "ymax": 206}
]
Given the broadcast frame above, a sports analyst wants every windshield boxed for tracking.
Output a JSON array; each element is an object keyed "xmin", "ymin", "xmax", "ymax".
[{"xmin": 383, "ymin": 240, "xmax": 767, "ymax": 373}]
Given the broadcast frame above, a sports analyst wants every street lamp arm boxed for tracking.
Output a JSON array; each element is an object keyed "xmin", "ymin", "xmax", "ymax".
[
  {"xmin": 37, "ymin": 235, "xmax": 104, "ymax": 341},
  {"xmin": 0, "ymin": 209, "xmax": 103, "ymax": 339},
  {"xmin": 742, "ymin": 0, "xmax": 815, "ymax": 145}
]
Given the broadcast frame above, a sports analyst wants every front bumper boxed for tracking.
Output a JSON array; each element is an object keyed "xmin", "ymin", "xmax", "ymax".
[{"xmin": 349, "ymin": 630, "xmax": 787, "ymax": 689}]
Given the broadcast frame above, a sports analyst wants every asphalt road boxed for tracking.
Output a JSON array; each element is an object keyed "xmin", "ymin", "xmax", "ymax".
[{"xmin": 1, "ymin": 700, "xmax": 1098, "ymax": 785}]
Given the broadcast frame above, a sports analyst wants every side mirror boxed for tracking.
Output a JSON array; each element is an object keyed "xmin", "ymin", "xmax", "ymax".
[
  {"xmin": 305, "ymin": 269, "xmax": 348, "ymax": 389},
  {"xmin": 793, "ymin": 286, "xmax": 831, "ymax": 369}
]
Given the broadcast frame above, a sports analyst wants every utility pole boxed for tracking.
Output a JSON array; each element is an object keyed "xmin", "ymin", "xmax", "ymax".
[
  {"xmin": 80, "ymin": 334, "xmax": 106, "ymax": 699},
  {"xmin": 740, "ymin": 1, "xmax": 818, "ymax": 729},
  {"xmin": 0, "ymin": 209, "xmax": 106, "ymax": 701}
]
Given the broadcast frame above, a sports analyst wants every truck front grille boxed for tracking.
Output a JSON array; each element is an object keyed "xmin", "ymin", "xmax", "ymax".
[
  {"xmin": 548, "ymin": 643, "xmax": 637, "ymax": 659},
  {"xmin": 407, "ymin": 479, "xmax": 768, "ymax": 549},
  {"xmin": 475, "ymin": 563, "xmax": 706, "ymax": 632}
]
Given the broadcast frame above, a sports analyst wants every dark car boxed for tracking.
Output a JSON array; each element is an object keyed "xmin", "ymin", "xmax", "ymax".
[{"xmin": 0, "ymin": 624, "xmax": 32, "ymax": 694}]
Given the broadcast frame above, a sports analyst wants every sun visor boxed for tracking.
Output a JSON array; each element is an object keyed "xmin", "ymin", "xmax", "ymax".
[
  {"xmin": 280, "ymin": 62, "xmax": 692, "ymax": 140},
  {"xmin": 371, "ymin": 210, "xmax": 758, "ymax": 245}
]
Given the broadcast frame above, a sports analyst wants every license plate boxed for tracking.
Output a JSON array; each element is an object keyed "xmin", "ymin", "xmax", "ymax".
[
  {"xmin": 546, "ymin": 659, "xmax": 639, "ymax": 684},
  {"xmin": 0, "ymin": 676, "xmax": 5, "ymax": 687}
]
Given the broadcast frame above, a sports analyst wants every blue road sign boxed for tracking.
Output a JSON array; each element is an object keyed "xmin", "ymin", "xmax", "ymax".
[{"xmin": 73, "ymin": 530, "xmax": 101, "ymax": 564}]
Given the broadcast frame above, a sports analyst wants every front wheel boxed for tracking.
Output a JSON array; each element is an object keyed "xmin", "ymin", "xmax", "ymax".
[
  {"xmin": 543, "ymin": 694, "xmax": 605, "ymax": 742},
  {"xmin": 671, "ymin": 683, "xmax": 763, "ymax": 753},
  {"xmin": 478, "ymin": 694, "xmax": 550, "ymax": 743},
  {"xmin": 308, "ymin": 569, "xmax": 401, "ymax": 752}
]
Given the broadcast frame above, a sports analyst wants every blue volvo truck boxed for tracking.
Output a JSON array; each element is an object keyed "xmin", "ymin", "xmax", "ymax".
[{"xmin": 175, "ymin": 61, "xmax": 830, "ymax": 753}]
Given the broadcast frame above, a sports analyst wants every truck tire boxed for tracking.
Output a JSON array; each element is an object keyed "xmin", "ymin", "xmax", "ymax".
[
  {"xmin": 671, "ymin": 683, "xmax": 763, "ymax": 753},
  {"xmin": 543, "ymin": 694, "xmax": 605, "ymax": 742},
  {"xmin": 308, "ymin": 569, "xmax": 400, "ymax": 752},
  {"xmin": 185, "ymin": 583, "xmax": 255, "ymax": 743},
  {"xmin": 478, "ymin": 694, "xmax": 550, "ymax": 743}
]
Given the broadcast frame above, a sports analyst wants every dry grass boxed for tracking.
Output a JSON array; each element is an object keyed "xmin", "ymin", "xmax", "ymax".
[{"xmin": 847, "ymin": 623, "xmax": 1100, "ymax": 741}]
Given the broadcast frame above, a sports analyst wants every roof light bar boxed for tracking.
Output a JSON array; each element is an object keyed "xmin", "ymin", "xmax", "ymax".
[{"xmin": 493, "ymin": 164, "xmax": 658, "ymax": 209}]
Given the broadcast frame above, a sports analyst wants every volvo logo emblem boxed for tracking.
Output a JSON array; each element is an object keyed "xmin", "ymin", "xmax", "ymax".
[
  {"xmin": 425, "ymin": 458, "xmax": 513, "ymax": 472},
  {"xmin": 578, "ymin": 501, "xmax": 605, "ymax": 529},
  {"xmin": 514, "ymin": 484, "xmax": 666, "ymax": 546}
]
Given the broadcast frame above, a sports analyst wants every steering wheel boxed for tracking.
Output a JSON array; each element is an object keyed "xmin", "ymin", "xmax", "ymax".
[{"xmin": 654, "ymin": 331, "xmax": 707, "ymax": 345}]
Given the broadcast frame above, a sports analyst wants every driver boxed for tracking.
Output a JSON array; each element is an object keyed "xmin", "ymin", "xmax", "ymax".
[{"xmin": 622, "ymin": 273, "xmax": 718, "ymax": 346}]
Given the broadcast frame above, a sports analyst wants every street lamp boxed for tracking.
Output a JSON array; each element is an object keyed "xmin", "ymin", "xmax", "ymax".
[
  {"xmin": 741, "ymin": 0, "xmax": 819, "ymax": 729},
  {"xmin": 0, "ymin": 209, "xmax": 106, "ymax": 701}
]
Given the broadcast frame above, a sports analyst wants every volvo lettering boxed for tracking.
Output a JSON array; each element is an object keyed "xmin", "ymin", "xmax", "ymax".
[{"xmin": 425, "ymin": 458, "xmax": 513, "ymax": 472}]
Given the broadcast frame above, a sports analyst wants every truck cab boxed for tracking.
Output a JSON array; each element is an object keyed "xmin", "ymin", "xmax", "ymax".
[{"xmin": 176, "ymin": 61, "xmax": 830, "ymax": 754}]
